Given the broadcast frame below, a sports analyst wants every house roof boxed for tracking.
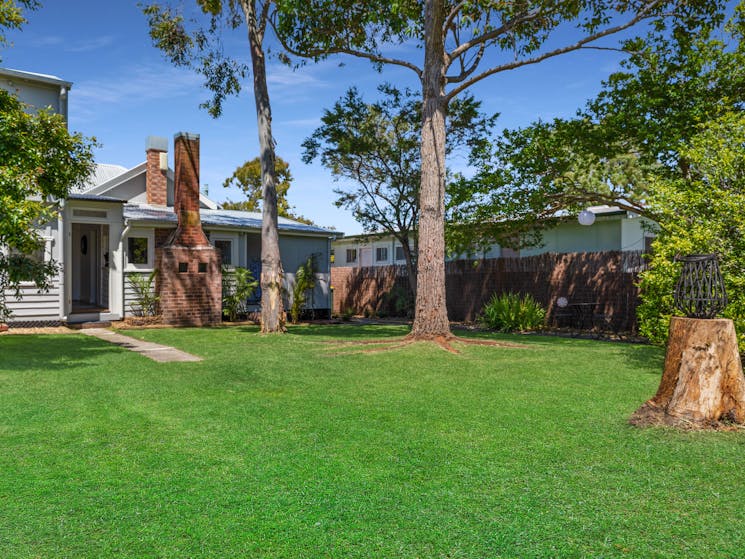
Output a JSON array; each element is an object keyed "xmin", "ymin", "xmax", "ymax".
[
  {"xmin": 123, "ymin": 204, "xmax": 337, "ymax": 236},
  {"xmin": 67, "ymin": 193, "xmax": 126, "ymax": 203},
  {"xmin": 0, "ymin": 67, "xmax": 72, "ymax": 88}
]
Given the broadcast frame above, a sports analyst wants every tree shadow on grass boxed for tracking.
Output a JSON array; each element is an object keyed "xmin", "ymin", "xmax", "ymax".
[
  {"xmin": 615, "ymin": 342, "xmax": 665, "ymax": 375},
  {"xmin": 0, "ymin": 335, "xmax": 127, "ymax": 373},
  {"xmin": 270, "ymin": 324, "xmax": 411, "ymax": 339}
]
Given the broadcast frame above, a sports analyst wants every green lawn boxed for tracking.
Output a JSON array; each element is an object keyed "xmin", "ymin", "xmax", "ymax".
[{"xmin": 1, "ymin": 325, "xmax": 744, "ymax": 558}]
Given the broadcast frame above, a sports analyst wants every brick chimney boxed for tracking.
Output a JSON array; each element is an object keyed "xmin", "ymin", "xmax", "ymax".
[
  {"xmin": 145, "ymin": 136, "xmax": 168, "ymax": 206},
  {"xmin": 155, "ymin": 132, "xmax": 221, "ymax": 326}
]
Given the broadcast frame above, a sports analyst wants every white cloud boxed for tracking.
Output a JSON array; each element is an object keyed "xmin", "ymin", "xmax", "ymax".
[
  {"xmin": 65, "ymin": 36, "xmax": 116, "ymax": 53},
  {"xmin": 70, "ymin": 63, "xmax": 202, "ymax": 120}
]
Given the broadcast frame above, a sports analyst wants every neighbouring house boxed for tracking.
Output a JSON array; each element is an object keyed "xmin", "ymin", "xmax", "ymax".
[
  {"xmin": 332, "ymin": 206, "xmax": 656, "ymax": 268},
  {"xmin": 2, "ymin": 69, "xmax": 336, "ymax": 326},
  {"xmin": 0, "ymin": 67, "xmax": 71, "ymax": 122}
]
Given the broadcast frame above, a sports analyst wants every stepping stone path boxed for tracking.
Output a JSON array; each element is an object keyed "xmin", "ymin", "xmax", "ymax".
[{"xmin": 82, "ymin": 328, "xmax": 202, "ymax": 363}]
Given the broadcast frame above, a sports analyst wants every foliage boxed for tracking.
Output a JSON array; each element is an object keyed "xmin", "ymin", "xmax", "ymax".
[
  {"xmin": 221, "ymin": 265, "xmax": 259, "ymax": 322},
  {"xmin": 480, "ymin": 292, "xmax": 546, "ymax": 333},
  {"xmin": 637, "ymin": 113, "xmax": 745, "ymax": 351},
  {"xmin": 302, "ymin": 84, "xmax": 496, "ymax": 293},
  {"xmin": 127, "ymin": 270, "xmax": 160, "ymax": 317},
  {"xmin": 448, "ymin": 4, "xmax": 744, "ymax": 253},
  {"xmin": 222, "ymin": 156, "xmax": 314, "ymax": 224},
  {"xmin": 0, "ymin": 0, "xmax": 37, "ymax": 54},
  {"xmin": 0, "ymin": 89, "xmax": 96, "ymax": 321},
  {"xmin": 289, "ymin": 255, "xmax": 317, "ymax": 324}
]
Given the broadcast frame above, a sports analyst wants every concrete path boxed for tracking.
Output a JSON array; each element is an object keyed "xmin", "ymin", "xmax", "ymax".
[{"xmin": 82, "ymin": 328, "xmax": 202, "ymax": 363}]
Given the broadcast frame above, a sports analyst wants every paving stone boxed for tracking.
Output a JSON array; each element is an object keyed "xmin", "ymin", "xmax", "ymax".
[{"xmin": 81, "ymin": 328, "xmax": 202, "ymax": 362}]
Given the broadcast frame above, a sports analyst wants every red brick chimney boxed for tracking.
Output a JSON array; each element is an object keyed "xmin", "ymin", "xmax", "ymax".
[
  {"xmin": 145, "ymin": 136, "xmax": 168, "ymax": 206},
  {"xmin": 170, "ymin": 132, "xmax": 210, "ymax": 247},
  {"xmin": 155, "ymin": 132, "xmax": 221, "ymax": 326}
]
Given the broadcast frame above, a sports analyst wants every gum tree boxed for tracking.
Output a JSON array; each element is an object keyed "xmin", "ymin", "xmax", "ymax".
[
  {"xmin": 144, "ymin": 0, "xmax": 288, "ymax": 333},
  {"xmin": 275, "ymin": 0, "xmax": 723, "ymax": 340}
]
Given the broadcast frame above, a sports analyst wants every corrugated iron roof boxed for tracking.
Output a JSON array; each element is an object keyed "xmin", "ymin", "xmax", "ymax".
[
  {"xmin": 67, "ymin": 193, "xmax": 126, "ymax": 203},
  {"xmin": 123, "ymin": 205, "xmax": 336, "ymax": 235}
]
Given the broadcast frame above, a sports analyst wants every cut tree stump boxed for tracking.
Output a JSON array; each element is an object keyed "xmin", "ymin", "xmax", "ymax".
[{"xmin": 630, "ymin": 317, "xmax": 745, "ymax": 429}]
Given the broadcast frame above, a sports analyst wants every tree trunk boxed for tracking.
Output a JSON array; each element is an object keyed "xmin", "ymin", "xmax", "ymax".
[
  {"xmin": 410, "ymin": 0, "xmax": 450, "ymax": 338},
  {"xmin": 243, "ymin": 0, "xmax": 286, "ymax": 333},
  {"xmin": 630, "ymin": 317, "xmax": 745, "ymax": 428}
]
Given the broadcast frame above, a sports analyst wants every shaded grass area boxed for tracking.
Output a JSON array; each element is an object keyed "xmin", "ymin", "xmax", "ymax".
[{"xmin": 1, "ymin": 325, "xmax": 744, "ymax": 558}]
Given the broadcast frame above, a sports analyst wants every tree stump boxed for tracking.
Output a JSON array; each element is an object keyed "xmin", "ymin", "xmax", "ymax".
[{"xmin": 630, "ymin": 317, "xmax": 745, "ymax": 429}]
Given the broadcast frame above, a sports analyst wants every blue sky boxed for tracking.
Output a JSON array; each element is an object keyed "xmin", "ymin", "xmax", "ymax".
[{"xmin": 4, "ymin": 2, "xmax": 638, "ymax": 234}]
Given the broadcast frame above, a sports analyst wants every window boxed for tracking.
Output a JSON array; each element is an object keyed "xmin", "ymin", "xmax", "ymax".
[
  {"xmin": 9, "ymin": 240, "xmax": 49, "ymax": 282},
  {"xmin": 395, "ymin": 245, "xmax": 405, "ymax": 261},
  {"xmin": 127, "ymin": 237, "xmax": 149, "ymax": 265},
  {"xmin": 214, "ymin": 239, "xmax": 233, "ymax": 265},
  {"xmin": 346, "ymin": 248, "xmax": 357, "ymax": 264},
  {"xmin": 376, "ymin": 247, "xmax": 388, "ymax": 262}
]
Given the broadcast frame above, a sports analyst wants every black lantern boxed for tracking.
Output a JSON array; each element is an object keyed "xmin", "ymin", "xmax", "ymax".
[{"xmin": 673, "ymin": 254, "xmax": 727, "ymax": 319}]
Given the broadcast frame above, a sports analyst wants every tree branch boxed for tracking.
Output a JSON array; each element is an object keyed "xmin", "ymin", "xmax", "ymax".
[
  {"xmin": 446, "ymin": 42, "xmax": 485, "ymax": 83},
  {"xmin": 268, "ymin": 18, "xmax": 423, "ymax": 78},
  {"xmin": 445, "ymin": 1, "xmax": 663, "ymax": 102}
]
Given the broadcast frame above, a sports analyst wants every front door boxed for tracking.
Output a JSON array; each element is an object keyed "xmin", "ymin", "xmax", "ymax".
[{"xmin": 71, "ymin": 223, "xmax": 109, "ymax": 313}]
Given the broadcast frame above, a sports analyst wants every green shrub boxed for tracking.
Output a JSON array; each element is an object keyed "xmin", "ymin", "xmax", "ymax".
[
  {"xmin": 480, "ymin": 292, "xmax": 546, "ymax": 332},
  {"xmin": 222, "ymin": 266, "xmax": 259, "ymax": 322},
  {"xmin": 128, "ymin": 270, "xmax": 159, "ymax": 317}
]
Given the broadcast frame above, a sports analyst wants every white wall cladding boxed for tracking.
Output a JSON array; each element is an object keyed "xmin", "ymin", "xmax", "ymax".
[
  {"xmin": 123, "ymin": 271, "xmax": 156, "ymax": 318},
  {"xmin": 5, "ymin": 279, "xmax": 62, "ymax": 323}
]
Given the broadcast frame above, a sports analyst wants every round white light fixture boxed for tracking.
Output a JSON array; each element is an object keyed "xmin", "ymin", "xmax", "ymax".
[
  {"xmin": 578, "ymin": 209, "xmax": 596, "ymax": 226},
  {"xmin": 557, "ymin": 296, "xmax": 569, "ymax": 308}
]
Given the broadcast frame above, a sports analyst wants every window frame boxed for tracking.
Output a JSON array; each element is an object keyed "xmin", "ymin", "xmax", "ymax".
[
  {"xmin": 346, "ymin": 248, "xmax": 357, "ymax": 264},
  {"xmin": 375, "ymin": 246, "xmax": 388, "ymax": 262},
  {"xmin": 124, "ymin": 228, "xmax": 155, "ymax": 272},
  {"xmin": 395, "ymin": 245, "xmax": 406, "ymax": 262},
  {"xmin": 209, "ymin": 233, "xmax": 238, "ymax": 268}
]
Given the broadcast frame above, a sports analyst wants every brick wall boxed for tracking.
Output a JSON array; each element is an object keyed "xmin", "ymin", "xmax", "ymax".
[
  {"xmin": 156, "ymin": 246, "xmax": 222, "ymax": 326},
  {"xmin": 331, "ymin": 251, "xmax": 647, "ymax": 331}
]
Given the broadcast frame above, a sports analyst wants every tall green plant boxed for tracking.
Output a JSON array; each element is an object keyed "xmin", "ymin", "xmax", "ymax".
[
  {"xmin": 222, "ymin": 266, "xmax": 259, "ymax": 322},
  {"xmin": 127, "ymin": 270, "xmax": 159, "ymax": 317},
  {"xmin": 480, "ymin": 292, "xmax": 546, "ymax": 333},
  {"xmin": 290, "ymin": 256, "xmax": 317, "ymax": 324}
]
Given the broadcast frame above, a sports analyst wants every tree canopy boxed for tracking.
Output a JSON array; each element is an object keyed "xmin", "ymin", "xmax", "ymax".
[
  {"xmin": 221, "ymin": 155, "xmax": 314, "ymax": 224},
  {"xmin": 0, "ymin": 89, "xmax": 96, "ymax": 320},
  {"xmin": 448, "ymin": 4, "xmax": 745, "ymax": 253}
]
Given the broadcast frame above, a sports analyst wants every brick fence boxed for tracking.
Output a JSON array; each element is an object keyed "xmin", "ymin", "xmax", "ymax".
[{"xmin": 331, "ymin": 251, "xmax": 647, "ymax": 332}]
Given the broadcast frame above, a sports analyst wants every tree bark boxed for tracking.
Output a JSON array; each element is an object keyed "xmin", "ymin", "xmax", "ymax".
[
  {"xmin": 410, "ymin": 0, "xmax": 450, "ymax": 338},
  {"xmin": 243, "ymin": 0, "xmax": 286, "ymax": 333},
  {"xmin": 630, "ymin": 317, "xmax": 745, "ymax": 428}
]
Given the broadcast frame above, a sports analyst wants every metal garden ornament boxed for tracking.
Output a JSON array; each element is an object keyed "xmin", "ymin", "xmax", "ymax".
[{"xmin": 673, "ymin": 254, "xmax": 727, "ymax": 319}]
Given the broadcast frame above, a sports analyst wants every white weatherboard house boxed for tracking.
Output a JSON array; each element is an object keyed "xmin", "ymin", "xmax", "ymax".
[{"xmin": 3, "ymin": 69, "xmax": 336, "ymax": 325}]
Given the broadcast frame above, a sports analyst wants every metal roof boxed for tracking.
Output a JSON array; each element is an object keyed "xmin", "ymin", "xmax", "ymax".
[
  {"xmin": 123, "ymin": 205, "xmax": 336, "ymax": 235},
  {"xmin": 0, "ymin": 67, "xmax": 72, "ymax": 88},
  {"xmin": 67, "ymin": 193, "xmax": 126, "ymax": 203}
]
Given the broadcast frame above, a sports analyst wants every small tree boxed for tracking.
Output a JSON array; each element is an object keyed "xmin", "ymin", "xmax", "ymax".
[
  {"xmin": 289, "ymin": 255, "xmax": 317, "ymax": 324},
  {"xmin": 302, "ymin": 84, "xmax": 495, "ymax": 296},
  {"xmin": 222, "ymin": 265, "xmax": 259, "ymax": 321}
]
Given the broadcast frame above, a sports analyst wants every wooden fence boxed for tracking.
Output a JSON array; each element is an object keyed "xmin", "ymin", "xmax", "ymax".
[{"xmin": 331, "ymin": 251, "xmax": 648, "ymax": 332}]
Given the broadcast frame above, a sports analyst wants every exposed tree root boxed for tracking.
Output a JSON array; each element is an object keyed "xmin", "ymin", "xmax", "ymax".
[
  {"xmin": 629, "ymin": 401, "xmax": 745, "ymax": 432},
  {"xmin": 321, "ymin": 333, "xmax": 527, "ymax": 356}
]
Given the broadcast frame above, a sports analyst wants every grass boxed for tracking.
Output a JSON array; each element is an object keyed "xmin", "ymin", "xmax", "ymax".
[{"xmin": 1, "ymin": 325, "xmax": 744, "ymax": 558}]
